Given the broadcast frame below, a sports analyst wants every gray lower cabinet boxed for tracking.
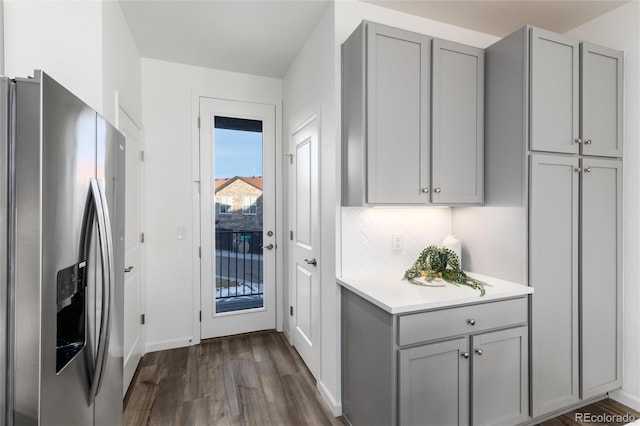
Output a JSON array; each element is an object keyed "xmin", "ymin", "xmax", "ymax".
[
  {"xmin": 529, "ymin": 154, "xmax": 622, "ymax": 414},
  {"xmin": 341, "ymin": 20, "xmax": 484, "ymax": 206},
  {"xmin": 341, "ymin": 288, "xmax": 529, "ymax": 426},
  {"xmin": 580, "ymin": 158, "xmax": 623, "ymax": 398}
]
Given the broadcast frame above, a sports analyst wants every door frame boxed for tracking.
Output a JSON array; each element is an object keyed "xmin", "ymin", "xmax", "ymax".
[
  {"xmin": 191, "ymin": 92, "xmax": 283, "ymax": 344},
  {"xmin": 115, "ymin": 91, "xmax": 146, "ymax": 393}
]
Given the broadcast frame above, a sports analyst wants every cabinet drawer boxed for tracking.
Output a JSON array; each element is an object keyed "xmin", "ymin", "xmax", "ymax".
[{"xmin": 398, "ymin": 297, "xmax": 527, "ymax": 346}]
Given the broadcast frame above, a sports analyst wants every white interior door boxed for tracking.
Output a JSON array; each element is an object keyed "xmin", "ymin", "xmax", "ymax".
[
  {"xmin": 200, "ymin": 97, "xmax": 276, "ymax": 339},
  {"xmin": 119, "ymin": 105, "xmax": 145, "ymax": 395},
  {"xmin": 290, "ymin": 115, "xmax": 320, "ymax": 378}
]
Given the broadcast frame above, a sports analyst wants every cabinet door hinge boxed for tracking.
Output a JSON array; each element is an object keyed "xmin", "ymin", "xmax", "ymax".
[
  {"xmin": 197, "ymin": 117, "xmax": 201, "ymax": 129},
  {"xmin": 286, "ymin": 153, "xmax": 294, "ymax": 164},
  {"xmin": 199, "ymin": 311, "xmax": 202, "ymax": 322},
  {"xmin": 140, "ymin": 150, "xmax": 145, "ymax": 162},
  {"xmin": 199, "ymin": 247, "xmax": 202, "ymax": 258},
  {"xmin": 290, "ymin": 231, "xmax": 293, "ymax": 241},
  {"xmin": 140, "ymin": 232, "xmax": 145, "ymax": 243},
  {"xmin": 290, "ymin": 306, "xmax": 294, "ymax": 316},
  {"xmin": 195, "ymin": 180, "xmax": 201, "ymax": 193},
  {"xmin": 140, "ymin": 314, "xmax": 146, "ymax": 325}
]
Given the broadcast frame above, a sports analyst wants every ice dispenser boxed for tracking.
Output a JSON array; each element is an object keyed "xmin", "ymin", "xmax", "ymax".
[{"xmin": 56, "ymin": 261, "xmax": 86, "ymax": 373}]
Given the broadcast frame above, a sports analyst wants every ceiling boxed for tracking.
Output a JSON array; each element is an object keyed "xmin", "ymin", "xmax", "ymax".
[
  {"xmin": 119, "ymin": 0, "xmax": 629, "ymax": 79},
  {"xmin": 119, "ymin": 0, "xmax": 331, "ymax": 79},
  {"xmin": 362, "ymin": 0, "xmax": 630, "ymax": 37}
]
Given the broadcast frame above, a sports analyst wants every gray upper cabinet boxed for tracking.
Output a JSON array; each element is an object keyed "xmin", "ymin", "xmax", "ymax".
[
  {"xmin": 580, "ymin": 158, "xmax": 622, "ymax": 398},
  {"xmin": 341, "ymin": 21, "xmax": 483, "ymax": 206},
  {"xmin": 530, "ymin": 28, "xmax": 580, "ymax": 155},
  {"xmin": 342, "ymin": 22, "xmax": 430, "ymax": 206},
  {"xmin": 581, "ymin": 43, "xmax": 624, "ymax": 157},
  {"xmin": 432, "ymin": 40, "xmax": 484, "ymax": 205}
]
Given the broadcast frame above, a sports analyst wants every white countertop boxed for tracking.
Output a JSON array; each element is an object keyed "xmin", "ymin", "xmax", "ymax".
[{"xmin": 337, "ymin": 271, "xmax": 533, "ymax": 314}]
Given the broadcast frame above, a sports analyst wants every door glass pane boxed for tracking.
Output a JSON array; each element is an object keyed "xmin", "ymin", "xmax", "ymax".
[{"xmin": 213, "ymin": 116, "xmax": 264, "ymax": 313}]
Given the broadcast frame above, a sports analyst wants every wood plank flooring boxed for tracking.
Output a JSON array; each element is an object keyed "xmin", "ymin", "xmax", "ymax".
[
  {"xmin": 124, "ymin": 331, "xmax": 345, "ymax": 426},
  {"xmin": 125, "ymin": 331, "xmax": 640, "ymax": 426},
  {"xmin": 539, "ymin": 398, "xmax": 640, "ymax": 426}
]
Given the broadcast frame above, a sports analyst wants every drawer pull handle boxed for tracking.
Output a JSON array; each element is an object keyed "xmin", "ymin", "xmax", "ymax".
[
  {"xmin": 474, "ymin": 348, "xmax": 483, "ymax": 356},
  {"xmin": 461, "ymin": 352, "xmax": 470, "ymax": 359},
  {"xmin": 467, "ymin": 319, "xmax": 476, "ymax": 326}
]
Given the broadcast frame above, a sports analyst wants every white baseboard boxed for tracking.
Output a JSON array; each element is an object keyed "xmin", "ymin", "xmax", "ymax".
[
  {"xmin": 145, "ymin": 337, "xmax": 193, "ymax": 353},
  {"xmin": 611, "ymin": 389, "xmax": 640, "ymax": 411},
  {"xmin": 317, "ymin": 380, "xmax": 342, "ymax": 417}
]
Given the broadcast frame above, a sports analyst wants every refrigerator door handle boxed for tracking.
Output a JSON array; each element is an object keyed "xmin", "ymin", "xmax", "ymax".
[{"xmin": 81, "ymin": 178, "xmax": 114, "ymax": 405}]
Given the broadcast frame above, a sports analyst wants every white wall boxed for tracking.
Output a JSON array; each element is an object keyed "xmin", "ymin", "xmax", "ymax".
[
  {"xmin": 566, "ymin": 1, "xmax": 640, "ymax": 410},
  {"xmin": 283, "ymin": 1, "xmax": 340, "ymax": 413},
  {"xmin": 141, "ymin": 58, "xmax": 282, "ymax": 352},
  {"xmin": 4, "ymin": 0, "xmax": 103, "ymax": 113},
  {"xmin": 0, "ymin": 0, "xmax": 4, "ymax": 75},
  {"xmin": 279, "ymin": 0, "xmax": 499, "ymax": 414},
  {"xmin": 102, "ymin": 0, "xmax": 142, "ymax": 124}
]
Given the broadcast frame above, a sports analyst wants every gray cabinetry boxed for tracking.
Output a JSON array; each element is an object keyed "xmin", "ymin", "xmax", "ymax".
[
  {"xmin": 341, "ymin": 287, "xmax": 529, "ymax": 426},
  {"xmin": 529, "ymin": 154, "xmax": 580, "ymax": 415},
  {"xmin": 581, "ymin": 158, "xmax": 622, "ymax": 398},
  {"xmin": 432, "ymin": 40, "xmax": 484, "ymax": 205},
  {"xmin": 341, "ymin": 21, "xmax": 483, "ymax": 206},
  {"xmin": 470, "ymin": 327, "xmax": 528, "ymax": 426},
  {"xmin": 452, "ymin": 25, "xmax": 623, "ymax": 423},
  {"xmin": 530, "ymin": 28, "xmax": 579, "ymax": 155},
  {"xmin": 398, "ymin": 338, "xmax": 469, "ymax": 426},
  {"xmin": 581, "ymin": 44, "xmax": 624, "ymax": 157}
]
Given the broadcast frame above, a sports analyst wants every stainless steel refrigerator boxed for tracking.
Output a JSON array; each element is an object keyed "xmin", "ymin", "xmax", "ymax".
[{"xmin": 1, "ymin": 71, "xmax": 125, "ymax": 425}]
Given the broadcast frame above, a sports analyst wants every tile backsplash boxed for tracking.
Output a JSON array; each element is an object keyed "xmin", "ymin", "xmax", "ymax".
[{"xmin": 340, "ymin": 207, "xmax": 452, "ymax": 276}]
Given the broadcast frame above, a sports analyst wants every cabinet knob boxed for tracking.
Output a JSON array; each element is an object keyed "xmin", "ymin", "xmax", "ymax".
[
  {"xmin": 461, "ymin": 352, "xmax": 470, "ymax": 359},
  {"xmin": 584, "ymin": 167, "xmax": 592, "ymax": 173},
  {"xmin": 421, "ymin": 188, "xmax": 430, "ymax": 194},
  {"xmin": 585, "ymin": 139, "xmax": 592, "ymax": 145},
  {"xmin": 434, "ymin": 188, "xmax": 441, "ymax": 193},
  {"xmin": 474, "ymin": 348, "xmax": 484, "ymax": 356},
  {"xmin": 467, "ymin": 319, "xmax": 476, "ymax": 326},
  {"xmin": 575, "ymin": 167, "xmax": 582, "ymax": 173},
  {"xmin": 575, "ymin": 138, "xmax": 583, "ymax": 144}
]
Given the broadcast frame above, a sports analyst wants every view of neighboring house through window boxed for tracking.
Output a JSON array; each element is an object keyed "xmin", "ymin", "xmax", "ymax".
[
  {"xmin": 213, "ymin": 116, "xmax": 264, "ymax": 313},
  {"xmin": 243, "ymin": 196, "xmax": 258, "ymax": 215}
]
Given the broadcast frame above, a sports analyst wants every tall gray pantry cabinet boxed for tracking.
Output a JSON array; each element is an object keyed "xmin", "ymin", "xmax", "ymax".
[
  {"xmin": 341, "ymin": 21, "xmax": 484, "ymax": 206},
  {"xmin": 453, "ymin": 25, "xmax": 623, "ymax": 420}
]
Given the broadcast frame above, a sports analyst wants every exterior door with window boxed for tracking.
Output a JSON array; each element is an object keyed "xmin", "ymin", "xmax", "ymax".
[{"xmin": 199, "ymin": 98, "xmax": 276, "ymax": 339}]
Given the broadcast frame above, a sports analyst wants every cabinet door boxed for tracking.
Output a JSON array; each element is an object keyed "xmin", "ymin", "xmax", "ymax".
[
  {"xmin": 581, "ymin": 158, "xmax": 622, "ymax": 398},
  {"xmin": 432, "ymin": 39, "xmax": 484, "ymax": 205},
  {"xmin": 398, "ymin": 337, "xmax": 469, "ymax": 426},
  {"xmin": 471, "ymin": 327, "xmax": 529, "ymax": 426},
  {"xmin": 529, "ymin": 154, "xmax": 580, "ymax": 416},
  {"xmin": 366, "ymin": 23, "xmax": 430, "ymax": 204},
  {"xmin": 581, "ymin": 43, "xmax": 623, "ymax": 158},
  {"xmin": 530, "ymin": 28, "xmax": 579, "ymax": 154}
]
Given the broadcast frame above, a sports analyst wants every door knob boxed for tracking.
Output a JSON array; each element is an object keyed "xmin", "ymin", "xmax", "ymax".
[
  {"xmin": 304, "ymin": 258, "xmax": 317, "ymax": 266},
  {"xmin": 261, "ymin": 243, "xmax": 274, "ymax": 250},
  {"xmin": 124, "ymin": 266, "xmax": 134, "ymax": 273}
]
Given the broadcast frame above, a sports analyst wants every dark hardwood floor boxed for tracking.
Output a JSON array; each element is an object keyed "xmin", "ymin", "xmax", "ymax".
[
  {"xmin": 125, "ymin": 331, "xmax": 639, "ymax": 426},
  {"xmin": 124, "ymin": 331, "xmax": 345, "ymax": 426},
  {"xmin": 538, "ymin": 398, "xmax": 640, "ymax": 426}
]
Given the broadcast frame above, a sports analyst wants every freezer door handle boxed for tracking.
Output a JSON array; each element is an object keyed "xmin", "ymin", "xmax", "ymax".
[{"xmin": 80, "ymin": 178, "xmax": 114, "ymax": 404}]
